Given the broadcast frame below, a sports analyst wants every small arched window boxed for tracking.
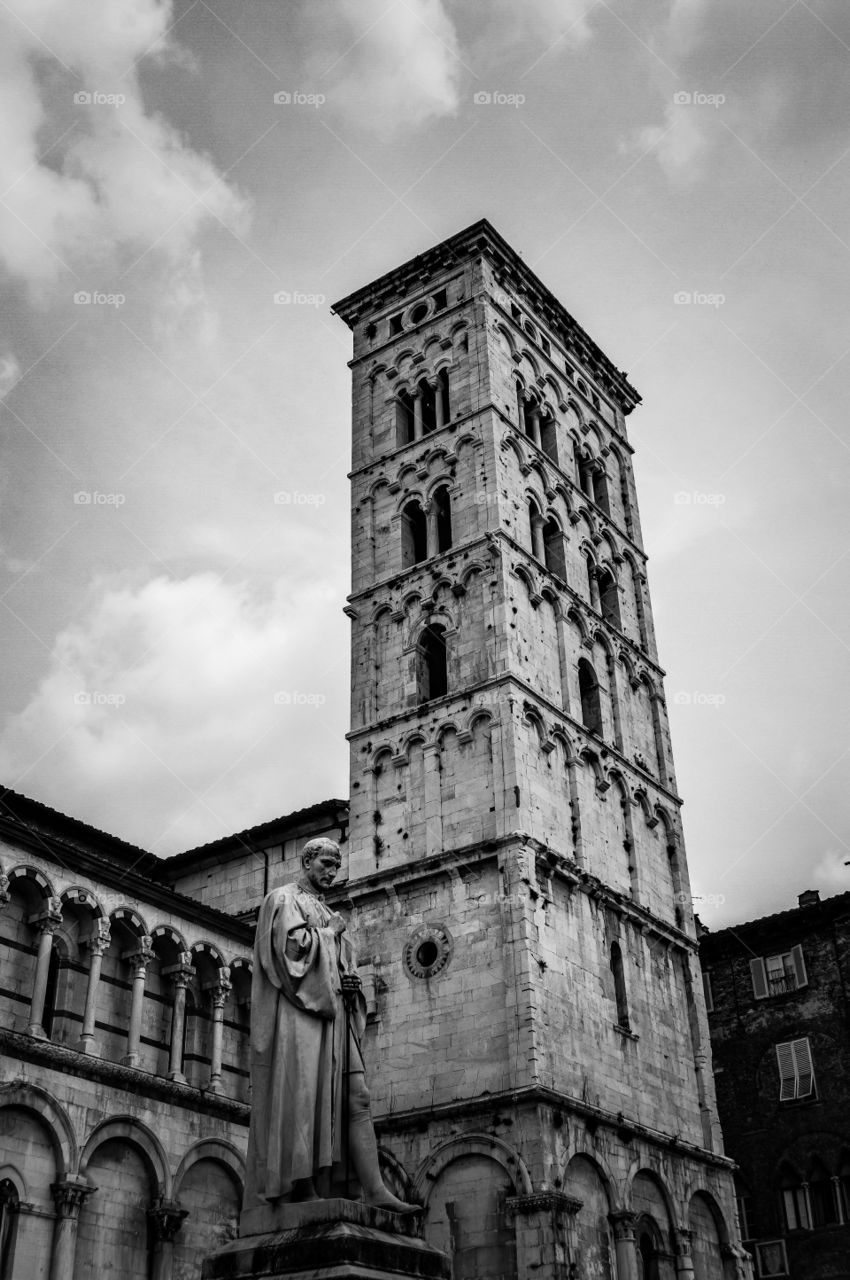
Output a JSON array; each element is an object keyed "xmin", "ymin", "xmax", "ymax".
[
  {"xmin": 433, "ymin": 485, "xmax": 452, "ymax": 553},
  {"xmin": 418, "ymin": 624, "xmax": 448, "ymax": 702},
  {"xmin": 809, "ymin": 1161, "xmax": 838, "ymax": 1227},
  {"xmin": 576, "ymin": 447, "xmax": 594, "ymax": 497},
  {"xmin": 418, "ymin": 379, "xmax": 436, "ymax": 434},
  {"xmin": 780, "ymin": 1167, "xmax": 811, "ymax": 1231},
  {"xmin": 592, "ymin": 466, "xmax": 610, "ymax": 514},
  {"xmin": 542, "ymin": 517, "xmax": 566, "ymax": 579},
  {"xmin": 529, "ymin": 497, "xmax": 543, "ymax": 559},
  {"xmin": 401, "ymin": 500, "xmax": 428, "ymax": 567},
  {"xmin": 597, "ymin": 568, "xmax": 621, "ymax": 629},
  {"xmin": 578, "ymin": 658, "xmax": 602, "ymax": 736},
  {"xmin": 396, "ymin": 391, "xmax": 415, "ymax": 447},
  {"xmin": 437, "ymin": 367, "xmax": 451, "ymax": 424},
  {"xmin": 539, "ymin": 413, "xmax": 558, "ymax": 463},
  {"xmin": 0, "ymin": 1179, "xmax": 20, "ymax": 1277},
  {"xmin": 610, "ymin": 941, "xmax": 630, "ymax": 1030}
]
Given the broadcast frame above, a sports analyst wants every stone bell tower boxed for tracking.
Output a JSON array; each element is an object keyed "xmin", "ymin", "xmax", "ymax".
[{"xmin": 332, "ymin": 222, "xmax": 750, "ymax": 1280}]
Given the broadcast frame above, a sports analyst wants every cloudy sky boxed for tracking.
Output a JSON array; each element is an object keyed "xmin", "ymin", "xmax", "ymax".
[{"xmin": 0, "ymin": 0, "xmax": 848, "ymax": 927}]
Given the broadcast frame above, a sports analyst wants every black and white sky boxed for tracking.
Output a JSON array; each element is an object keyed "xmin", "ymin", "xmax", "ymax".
[{"xmin": 0, "ymin": 0, "xmax": 848, "ymax": 928}]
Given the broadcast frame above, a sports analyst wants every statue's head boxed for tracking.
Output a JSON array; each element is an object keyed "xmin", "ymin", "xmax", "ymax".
[{"xmin": 300, "ymin": 837, "xmax": 341, "ymax": 892}]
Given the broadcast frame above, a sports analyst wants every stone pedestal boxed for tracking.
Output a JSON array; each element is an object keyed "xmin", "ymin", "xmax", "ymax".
[{"xmin": 202, "ymin": 1199, "xmax": 450, "ymax": 1280}]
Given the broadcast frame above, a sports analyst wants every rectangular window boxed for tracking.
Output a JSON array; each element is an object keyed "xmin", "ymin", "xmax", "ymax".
[
  {"xmin": 782, "ymin": 1185, "xmax": 811, "ymax": 1230},
  {"xmin": 702, "ymin": 968, "xmax": 714, "ymax": 1013},
  {"xmin": 432, "ymin": 288, "xmax": 447, "ymax": 311},
  {"xmin": 776, "ymin": 1037, "xmax": 815, "ymax": 1101},
  {"xmin": 389, "ymin": 311, "xmax": 404, "ymax": 335},
  {"xmin": 736, "ymin": 1193, "xmax": 753, "ymax": 1241},
  {"xmin": 755, "ymin": 1240, "xmax": 788, "ymax": 1277},
  {"xmin": 750, "ymin": 945, "xmax": 807, "ymax": 998}
]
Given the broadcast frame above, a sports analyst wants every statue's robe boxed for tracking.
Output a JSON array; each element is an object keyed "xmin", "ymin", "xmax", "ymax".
[{"xmin": 243, "ymin": 881, "xmax": 366, "ymax": 1208}]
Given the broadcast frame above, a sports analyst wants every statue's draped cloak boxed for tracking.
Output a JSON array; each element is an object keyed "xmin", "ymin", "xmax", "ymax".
[{"xmin": 243, "ymin": 883, "xmax": 365, "ymax": 1206}]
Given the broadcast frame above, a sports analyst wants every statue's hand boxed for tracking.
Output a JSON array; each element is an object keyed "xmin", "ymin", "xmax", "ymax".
[
  {"xmin": 328, "ymin": 913, "xmax": 347, "ymax": 936},
  {"xmin": 341, "ymin": 973, "xmax": 362, "ymax": 993}
]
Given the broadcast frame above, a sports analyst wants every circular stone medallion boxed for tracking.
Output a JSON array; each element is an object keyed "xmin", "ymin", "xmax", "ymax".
[{"xmin": 403, "ymin": 923, "xmax": 453, "ymax": 980}]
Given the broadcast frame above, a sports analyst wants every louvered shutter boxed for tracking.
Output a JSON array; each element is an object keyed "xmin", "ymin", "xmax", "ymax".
[
  {"xmin": 793, "ymin": 1037, "xmax": 814, "ymax": 1097},
  {"xmin": 791, "ymin": 944, "xmax": 807, "ymax": 989},
  {"xmin": 750, "ymin": 956, "xmax": 768, "ymax": 998},
  {"xmin": 776, "ymin": 1041, "xmax": 796, "ymax": 1100}
]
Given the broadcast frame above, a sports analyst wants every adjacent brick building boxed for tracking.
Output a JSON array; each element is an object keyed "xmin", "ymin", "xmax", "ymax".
[
  {"xmin": 0, "ymin": 220, "xmax": 750, "ymax": 1280},
  {"xmin": 700, "ymin": 889, "xmax": 850, "ymax": 1280}
]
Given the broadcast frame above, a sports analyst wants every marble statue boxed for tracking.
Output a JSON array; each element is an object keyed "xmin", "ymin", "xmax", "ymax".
[{"xmin": 242, "ymin": 837, "xmax": 416, "ymax": 1220}]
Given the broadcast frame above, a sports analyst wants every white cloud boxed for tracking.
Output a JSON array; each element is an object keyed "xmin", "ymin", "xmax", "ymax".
[
  {"xmin": 634, "ymin": 100, "xmax": 710, "ymax": 183},
  {"xmin": 0, "ymin": 352, "xmax": 20, "ymax": 399},
  {"xmin": 479, "ymin": 0, "xmax": 599, "ymax": 49},
  {"xmin": 318, "ymin": 0, "xmax": 461, "ymax": 134},
  {"xmin": 0, "ymin": 572, "xmax": 348, "ymax": 852},
  {"xmin": 0, "ymin": 0, "xmax": 248, "ymax": 291}
]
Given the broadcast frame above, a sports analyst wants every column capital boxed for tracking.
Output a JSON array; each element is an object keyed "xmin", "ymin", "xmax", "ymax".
[
  {"xmin": 147, "ymin": 1197, "xmax": 188, "ymax": 1242},
  {"xmin": 164, "ymin": 951, "xmax": 195, "ymax": 987},
  {"xmin": 127, "ymin": 935, "xmax": 155, "ymax": 971},
  {"xmin": 88, "ymin": 920, "xmax": 112, "ymax": 956},
  {"xmin": 210, "ymin": 969, "xmax": 232, "ymax": 1008},
  {"xmin": 34, "ymin": 897, "xmax": 63, "ymax": 934},
  {"xmin": 0, "ymin": 873, "xmax": 9, "ymax": 905},
  {"xmin": 674, "ymin": 1227, "xmax": 693, "ymax": 1256},
  {"xmin": 51, "ymin": 1175, "xmax": 94, "ymax": 1219},
  {"xmin": 609, "ymin": 1209, "xmax": 638, "ymax": 1241}
]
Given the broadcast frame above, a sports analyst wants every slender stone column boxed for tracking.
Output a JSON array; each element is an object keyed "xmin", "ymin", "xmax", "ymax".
[
  {"xmin": 412, "ymin": 390, "xmax": 423, "ymax": 440},
  {"xmin": 206, "ymin": 967, "xmax": 232, "ymax": 1095},
  {"xmin": 164, "ymin": 952, "xmax": 195, "ymax": 1083},
  {"xmin": 50, "ymin": 1176, "xmax": 93, "ymax": 1280},
  {"xmin": 78, "ymin": 920, "xmax": 111, "ymax": 1055},
  {"xmin": 148, "ymin": 1197, "xmax": 187, "ymax": 1280},
  {"xmin": 27, "ymin": 897, "xmax": 63, "ymax": 1038},
  {"xmin": 530, "ymin": 513, "xmax": 546, "ymax": 562},
  {"xmin": 674, "ymin": 1227, "xmax": 695, "ymax": 1280},
  {"xmin": 424, "ymin": 500, "xmax": 438, "ymax": 559},
  {"xmin": 609, "ymin": 1211, "xmax": 639, "ymax": 1280},
  {"xmin": 123, "ymin": 935, "xmax": 154, "ymax": 1068},
  {"xmin": 587, "ymin": 561, "xmax": 601, "ymax": 611},
  {"xmin": 527, "ymin": 404, "xmax": 541, "ymax": 447},
  {"xmin": 833, "ymin": 1176, "xmax": 845, "ymax": 1224},
  {"xmin": 434, "ymin": 378, "xmax": 446, "ymax": 429}
]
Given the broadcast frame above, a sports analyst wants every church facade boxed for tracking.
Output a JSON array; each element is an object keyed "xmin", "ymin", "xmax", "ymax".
[{"xmin": 0, "ymin": 222, "xmax": 747, "ymax": 1280}]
